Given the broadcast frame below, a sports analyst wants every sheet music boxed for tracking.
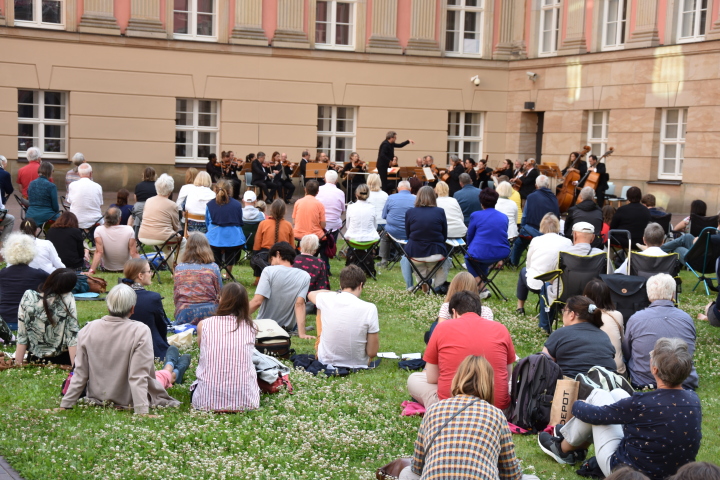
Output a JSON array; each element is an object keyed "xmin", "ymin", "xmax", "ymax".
[{"xmin": 423, "ymin": 167, "xmax": 435, "ymax": 181}]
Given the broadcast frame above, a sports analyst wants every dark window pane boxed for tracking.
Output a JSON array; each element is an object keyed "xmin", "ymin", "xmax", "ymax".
[
  {"xmin": 197, "ymin": 0, "xmax": 214, "ymax": 13},
  {"xmin": 18, "ymin": 90, "xmax": 35, "ymax": 104},
  {"xmin": 316, "ymin": 1, "xmax": 328, "ymax": 21},
  {"xmin": 174, "ymin": 12, "xmax": 188, "ymax": 34},
  {"xmin": 18, "ymin": 137, "xmax": 35, "ymax": 151},
  {"xmin": 14, "ymin": 0, "xmax": 33, "ymax": 21},
  {"xmin": 45, "ymin": 124, "xmax": 62, "ymax": 138},
  {"xmin": 176, "ymin": 131, "xmax": 189, "ymax": 143},
  {"xmin": 174, "ymin": 0, "xmax": 188, "ymax": 10},
  {"xmin": 175, "ymin": 144, "xmax": 188, "ymax": 157},
  {"xmin": 198, "ymin": 145, "xmax": 211, "ymax": 158},
  {"xmin": 41, "ymin": 0, "xmax": 62, "ymax": 23},
  {"xmin": 18, "ymin": 104, "xmax": 37, "ymax": 118},
  {"xmin": 18, "ymin": 123, "xmax": 36, "ymax": 137},
  {"xmin": 336, "ymin": 24, "xmax": 349, "ymax": 45},
  {"xmin": 336, "ymin": 2, "xmax": 350, "ymax": 23},
  {"xmin": 45, "ymin": 106, "xmax": 63, "ymax": 120},
  {"xmin": 44, "ymin": 91, "xmax": 63, "ymax": 105},
  {"xmin": 197, "ymin": 14, "xmax": 214, "ymax": 36}
]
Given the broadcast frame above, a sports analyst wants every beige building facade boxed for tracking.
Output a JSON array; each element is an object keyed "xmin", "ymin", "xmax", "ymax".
[{"xmin": 1, "ymin": 0, "xmax": 719, "ymax": 213}]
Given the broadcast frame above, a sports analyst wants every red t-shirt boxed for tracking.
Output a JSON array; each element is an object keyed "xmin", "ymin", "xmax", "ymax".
[
  {"xmin": 17, "ymin": 161, "xmax": 53, "ymax": 197},
  {"xmin": 424, "ymin": 312, "xmax": 516, "ymax": 410}
]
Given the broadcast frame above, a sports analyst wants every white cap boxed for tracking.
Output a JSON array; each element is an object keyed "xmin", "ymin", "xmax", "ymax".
[
  {"xmin": 572, "ymin": 222, "xmax": 595, "ymax": 233},
  {"xmin": 243, "ymin": 190, "xmax": 257, "ymax": 202}
]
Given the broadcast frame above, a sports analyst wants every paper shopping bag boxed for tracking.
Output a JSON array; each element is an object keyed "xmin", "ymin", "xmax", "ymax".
[{"xmin": 549, "ymin": 378, "xmax": 579, "ymax": 426}]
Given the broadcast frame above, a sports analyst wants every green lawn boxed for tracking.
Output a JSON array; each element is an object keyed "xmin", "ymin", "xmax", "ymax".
[{"xmin": 0, "ymin": 257, "xmax": 718, "ymax": 480}]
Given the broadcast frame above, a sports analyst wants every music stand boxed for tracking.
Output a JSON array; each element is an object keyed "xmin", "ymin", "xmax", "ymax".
[
  {"xmin": 398, "ymin": 167, "xmax": 415, "ymax": 179},
  {"xmin": 414, "ymin": 168, "xmax": 428, "ymax": 182},
  {"xmin": 305, "ymin": 163, "xmax": 328, "ymax": 182}
]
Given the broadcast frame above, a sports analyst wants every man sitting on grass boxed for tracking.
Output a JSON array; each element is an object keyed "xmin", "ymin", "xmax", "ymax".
[{"xmin": 307, "ymin": 265, "xmax": 379, "ymax": 368}]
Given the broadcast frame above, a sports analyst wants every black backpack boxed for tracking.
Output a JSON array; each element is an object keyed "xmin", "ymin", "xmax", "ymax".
[{"xmin": 507, "ymin": 353, "xmax": 563, "ymax": 432}]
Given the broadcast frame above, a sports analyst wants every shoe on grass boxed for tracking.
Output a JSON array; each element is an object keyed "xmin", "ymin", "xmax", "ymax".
[
  {"xmin": 175, "ymin": 354, "xmax": 191, "ymax": 384},
  {"xmin": 516, "ymin": 307, "xmax": 525, "ymax": 316},
  {"xmin": 538, "ymin": 432, "xmax": 585, "ymax": 465},
  {"xmin": 165, "ymin": 345, "xmax": 180, "ymax": 369},
  {"xmin": 480, "ymin": 289, "xmax": 492, "ymax": 300}
]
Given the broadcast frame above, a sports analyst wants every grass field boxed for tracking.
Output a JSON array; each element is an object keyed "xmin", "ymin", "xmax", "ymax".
[{"xmin": 0, "ymin": 255, "xmax": 718, "ymax": 480}]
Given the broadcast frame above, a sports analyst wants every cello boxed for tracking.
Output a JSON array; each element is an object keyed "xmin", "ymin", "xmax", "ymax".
[{"xmin": 556, "ymin": 146, "xmax": 591, "ymax": 213}]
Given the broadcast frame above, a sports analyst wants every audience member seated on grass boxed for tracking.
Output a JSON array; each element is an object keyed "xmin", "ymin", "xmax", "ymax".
[
  {"xmin": 408, "ymin": 291, "xmax": 516, "ymax": 410},
  {"xmin": 205, "ymin": 179, "xmax": 246, "ymax": 277},
  {"xmin": 307, "ymin": 265, "xmax": 379, "ymax": 368},
  {"xmin": 249, "ymin": 242, "xmax": 312, "ymax": 338},
  {"xmin": 192, "ymin": 283, "xmax": 260, "ymax": 413},
  {"xmin": 182, "ymin": 171, "xmax": 216, "ymax": 234},
  {"xmin": 379, "ymin": 181, "xmax": 415, "ymax": 287},
  {"xmin": 366, "ymin": 173, "xmax": 388, "ymax": 230},
  {"xmin": 542, "ymin": 295, "xmax": 617, "ymax": 377},
  {"xmin": 45, "ymin": 212, "xmax": 86, "ymax": 272},
  {"xmin": 405, "ymin": 186, "xmax": 448, "ymax": 293},
  {"xmin": 175, "ymin": 167, "xmax": 198, "ymax": 210},
  {"xmin": 671, "ymin": 199, "xmax": 706, "ymax": 235},
  {"xmin": 604, "ymin": 466, "xmax": 650, "ymax": 480},
  {"xmin": 14, "ymin": 268, "xmax": 78, "ymax": 366},
  {"xmin": 510, "ymin": 174, "xmax": 560, "ymax": 266},
  {"xmin": 583, "ymin": 279, "xmax": 626, "ymax": 375},
  {"xmin": 540, "ymin": 338, "xmax": 702, "ymax": 479},
  {"xmin": 661, "ymin": 214, "xmax": 720, "ymax": 263},
  {"xmin": 400, "ymin": 355, "xmax": 539, "ymax": 480},
  {"xmin": 67, "ymin": 163, "xmax": 104, "ymax": 230},
  {"xmin": 155, "ymin": 345, "xmax": 191, "ymax": 390},
  {"xmin": 173, "ymin": 233, "xmax": 222, "ymax": 326},
  {"xmin": 616, "ymin": 223, "xmax": 668, "ymax": 274},
  {"xmin": 59, "ymin": 284, "xmax": 181, "ymax": 414},
  {"xmin": 110, "ymin": 188, "xmax": 133, "ymax": 229},
  {"xmin": 670, "ymin": 462, "xmax": 720, "ymax": 480},
  {"xmin": 16, "ymin": 218, "xmax": 64, "ymax": 274},
  {"xmin": 453, "ymin": 173, "xmax": 481, "ymax": 226},
  {"xmin": 131, "ymin": 167, "xmax": 157, "ymax": 229},
  {"xmin": 26, "ymin": 161, "xmax": 61, "ymax": 226},
  {"xmin": 138, "ymin": 173, "xmax": 187, "ymax": 269},
  {"xmin": 241, "ymin": 190, "xmax": 265, "ymax": 224},
  {"xmin": 641, "ymin": 193, "xmax": 666, "ymax": 217},
  {"xmin": 623, "ymin": 273, "xmax": 698, "ymax": 390},
  {"xmin": 121, "ymin": 258, "xmax": 171, "ymax": 361},
  {"xmin": 436, "ymin": 272, "xmax": 494, "ymax": 322},
  {"xmin": 89, "ymin": 207, "xmax": 138, "ymax": 274},
  {"xmin": 564, "ymin": 187, "xmax": 603, "ymax": 240},
  {"xmin": 345, "ymin": 184, "xmax": 379, "ymax": 243},
  {"xmin": 516, "ymin": 213, "xmax": 571, "ymax": 317},
  {"xmin": 466, "ymin": 188, "xmax": 510, "ymax": 298},
  {"xmin": 252, "ymin": 199, "xmax": 294, "ymax": 284},
  {"xmin": 610, "ymin": 186, "xmax": 652, "ymax": 249},
  {"xmin": 495, "ymin": 181, "xmax": 519, "ymax": 239},
  {"xmin": 294, "ymin": 234, "xmax": 330, "ymax": 315},
  {"xmin": 0, "ymin": 233, "xmax": 49, "ymax": 341}
]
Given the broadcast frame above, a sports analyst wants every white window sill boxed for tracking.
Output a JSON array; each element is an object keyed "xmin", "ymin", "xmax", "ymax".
[
  {"xmin": 538, "ymin": 51, "xmax": 558, "ymax": 57},
  {"xmin": 13, "ymin": 21, "xmax": 65, "ymax": 30},
  {"xmin": 676, "ymin": 36, "xmax": 705, "ymax": 44},
  {"xmin": 315, "ymin": 44, "xmax": 355, "ymax": 51},
  {"xmin": 444, "ymin": 52, "xmax": 483, "ymax": 58},
  {"xmin": 601, "ymin": 45, "xmax": 625, "ymax": 52},
  {"xmin": 18, "ymin": 153, "xmax": 67, "ymax": 160},
  {"xmin": 173, "ymin": 34, "xmax": 218, "ymax": 43}
]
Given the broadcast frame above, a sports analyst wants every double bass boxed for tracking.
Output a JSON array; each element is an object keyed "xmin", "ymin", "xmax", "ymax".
[
  {"xmin": 556, "ymin": 146, "xmax": 591, "ymax": 213},
  {"xmin": 575, "ymin": 147, "xmax": 614, "ymax": 203}
]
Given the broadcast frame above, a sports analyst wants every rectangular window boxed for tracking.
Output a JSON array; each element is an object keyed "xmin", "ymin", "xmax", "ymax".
[
  {"xmin": 317, "ymin": 106, "xmax": 356, "ymax": 164},
  {"xmin": 315, "ymin": 1, "xmax": 354, "ymax": 49},
  {"xmin": 539, "ymin": 0, "xmax": 561, "ymax": 56},
  {"xmin": 175, "ymin": 99, "xmax": 219, "ymax": 164},
  {"xmin": 445, "ymin": 0, "xmax": 483, "ymax": 56},
  {"xmin": 14, "ymin": 0, "xmax": 64, "ymax": 29},
  {"xmin": 677, "ymin": 0, "xmax": 707, "ymax": 42},
  {"xmin": 18, "ymin": 89, "xmax": 67, "ymax": 158},
  {"xmin": 447, "ymin": 112, "xmax": 483, "ymax": 164},
  {"xmin": 587, "ymin": 111, "xmax": 609, "ymax": 158},
  {"xmin": 173, "ymin": 0, "xmax": 216, "ymax": 41},
  {"xmin": 659, "ymin": 108, "xmax": 688, "ymax": 180},
  {"xmin": 602, "ymin": 0, "xmax": 627, "ymax": 50}
]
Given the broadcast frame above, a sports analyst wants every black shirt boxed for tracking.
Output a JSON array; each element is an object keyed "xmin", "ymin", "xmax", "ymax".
[
  {"xmin": 544, "ymin": 322, "xmax": 617, "ymax": 377},
  {"xmin": 610, "ymin": 202, "xmax": 652, "ymax": 248},
  {"xmin": 377, "ymin": 139, "xmax": 410, "ymax": 171},
  {"xmin": 46, "ymin": 227, "xmax": 85, "ymax": 269},
  {"xmin": 0, "ymin": 264, "xmax": 48, "ymax": 326},
  {"xmin": 134, "ymin": 181, "xmax": 157, "ymax": 202}
]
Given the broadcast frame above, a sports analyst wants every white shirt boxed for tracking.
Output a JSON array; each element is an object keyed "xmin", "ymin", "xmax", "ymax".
[
  {"xmin": 526, "ymin": 233, "xmax": 573, "ymax": 291},
  {"xmin": 316, "ymin": 183, "xmax": 346, "ymax": 231},
  {"xmin": 615, "ymin": 246, "xmax": 666, "ymax": 275},
  {"xmin": 315, "ymin": 291, "xmax": 380, "ymax": 368},
  {"xmin": 67, "ymin": 177, "xmax": 104, "ymax": 228},
  {"xmin": 436, "ymin": 196, "xmax": 467, "ymax": 239},
  {"xmin": 496, "ymin": 198, "xmax": 519, "ymax": 239},
  {"xmin": 367, "ymin": 190, "xmax": 388, "ymax": 225},
  {"xmin": 176, "ymin": 184, "xmax": 195, "ymax": 209},
  {"xmin": 29, "ymin": 238, "xmax": 65, "ymax": 274},
  {"xmin": 185, "ymin": 186, "xmax": 216, "ymax": 217},
  {"xmin": 345, "ymin": 200, "xmax": 379, "ymax": 243}
]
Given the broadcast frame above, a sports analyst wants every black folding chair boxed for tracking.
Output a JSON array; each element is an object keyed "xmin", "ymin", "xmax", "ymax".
[
  {"xmin": 690, "ymin": 213, "xmax": 719, "ymax": 238},
  {"xmin": 465, "ymin": 255, "xmax": 509, "ymax": 301},
  {"xmin": 214, "ymin": 244, "xmax": 245, "ymax": 282},
  {"xmin": 81, "ymin": 216, "xmax": 104, "ymax": 248},
  {"xmin": 14, "ymin": 194, "xmax": 28, "ymax": 220},
  {"xmin": 137, "ymin": 233, "xmax": 183, "ymax": 284},
  {"xmin": 388, "ymin": 233, "xmax": 444, "ymax": 294},
  {"xmin": 446, "ymin": 238, "xmax": 468, "ymax": 270},
  {"xmin": 629, "ymin": 251, "xmax": 682, "ymax": 303},
  {"xmin": 381, "ymin": 229, "xmax": 404, "ymax": 270},
  {"xmin": 684, "ymin": 227, "xmax": 720, "ymax": 295},
  {"xmin": 652, "ymin": 213, "xmax": 672, "ymax": 240},
  {"xmin": 345, "ymin": 238, "xmax": 380, "ymax": 281},
  {"xmin": 60, "ymin": 195, "xmax": 70, "ymax": 211},
  {"xmin": 241, "ymin": 221, "xmax": 261, "ymax": 262}
]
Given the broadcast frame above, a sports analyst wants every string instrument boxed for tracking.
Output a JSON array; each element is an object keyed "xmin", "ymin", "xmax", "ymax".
[
  {"xmin": 511, "ymin": 172, "xmax": 523, "ymax": 192},
  {"xmin": 575, "ymin": 147, "xmax": 614, "ymax": 202},
  {"xmin": 557, "ymin": 145, "xmax": 591, "ymax": 213}
]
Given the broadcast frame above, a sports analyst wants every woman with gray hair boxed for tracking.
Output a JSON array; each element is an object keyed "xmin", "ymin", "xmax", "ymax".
[
  {"xmin": 294, "ymin": 234, "xmax": 330, "ymax": 314},
  {"xmin": 0, "ymin": 233, "xmax": 49, "ymax": 342},
  {"xmin": 138, "ymin": 173, "xmax": 186, "ymax": 268},
  {"xmin": 540, "ymin": 337, "xmax": 702, "ymax": 480}
]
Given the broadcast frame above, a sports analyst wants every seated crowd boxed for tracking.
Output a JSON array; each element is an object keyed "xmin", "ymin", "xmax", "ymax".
[{"xmin": 1, "ymin": 146, "xmax": 716, "ymax": 479}]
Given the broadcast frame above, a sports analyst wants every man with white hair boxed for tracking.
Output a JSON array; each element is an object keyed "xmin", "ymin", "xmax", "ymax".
[
  {"xmin": 316, "ymin": 169, "xmax": 345, "ymax": 233},
  {"xmin": 59, "ymin": 284, "xmax": 182, "ymax": 414},
  {"xmin": 67, "ymin": 163, "xmax": 104, "ymax": 229},
  {"xmin": 18, "ymin": 147, "xmax": 52, "ymax": 198},
  {"xmin": 65, "ymin": 152, "xmax": 89, "ymax": 191},
  {"xmin": 623, "ymin": 273, "xmax": 698, "ymax": 390},
  {"xmin": 0, "ymin": 155, "xmax": 14, "ymax": 203},
  {"xmin": 563, "ymin": 186, "xmax": 602, "ymax": 239},
  {"xmin": 509, "ymin": 174, "xmax": 560, "ymax": 266}
]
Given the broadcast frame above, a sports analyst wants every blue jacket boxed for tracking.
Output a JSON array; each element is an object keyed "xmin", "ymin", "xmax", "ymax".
[
  {"xmin": 522, "ymin": 187, "xmax": 559, "ymax": 230},
  {"xmin": 453, "ymin": 185, "xmax": 481, "ymax": 225},
  {"xmin": 206, "ymin": 198, "xmax": 246, "ymax": 248},
  {"xmin": 26, "ymin": 176, "xmax": 60, "ymax": 224},
  {"xmin": 0, "ymin": 167, "xmax": 13, "ymax": 204},
  {"xmin": 382, "ymin": 190, "xmax": 416, "ymax": 240},
  {"xmin": 128, "ymin": 286, "xmax": 170, "ymax": 361},
  {"xmin": 467, "ymin": 208, "xmax": 510, "ymax": 261},
  {"xmin": 405, "ymin": 206, "xmax": 447, "ymax": 258}
]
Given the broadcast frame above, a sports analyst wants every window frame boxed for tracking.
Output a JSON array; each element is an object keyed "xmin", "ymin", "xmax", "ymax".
[
  {"xmin": 601, "ymin": 0, "xmax": 627, "ymax": 51},
  {"xmin": 13, "ymin": 0, "xmax": 65, "ymax": 30},
  {"xmin": 658, "ymin": 108, "xmax": 688, "ymax": 181},
  {"xmin": 316, "ymin": 105, "xmax": 357, "ymax": 164},
  {"xmin": 175, "ymin": 98, "xmax": 220, "ymax": 165},
  {"xmin": 538, "ymin": 0, "xmax": 561, "ymax": 57},
  {"xmin": 446, "ymin": 111, "xmax": 484, "ymax": 166},
  {"xmin": 314, "ymin": 0, "xmax": 356, "ymax": 50},
  {"xmin": 172, "ymin": 0, "xmax": 218, "ymax": 42},
  {"xmin": 444, "ymin": 0, "xmax": 484, "ymax": 57},
  {"xmin": 676, "ymin": 0, "xmax": 708, "ymax": 43},
  {"xmin": 587, "ymin": 110, "xmax": 609, "ymax": 159},
  {"xmin": 17, "ymin": 89, "xmax": 68, "ymax": 160}
]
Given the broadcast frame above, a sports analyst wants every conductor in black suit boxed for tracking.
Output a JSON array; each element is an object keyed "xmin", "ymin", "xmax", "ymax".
[
  {"xmin": 518, "ymin": 158, "xmax": 540, "ymax": 200},
  {"xmin": 251, "ymin": 152, "xmax": 276, "ymax": 201},
  {"xmin": 377, "ymin": 131, "xmax": 414, "ymax": 193},
  {"xmin": 581, "ymin": 154, "xmax": 609, "ymax": 207}
]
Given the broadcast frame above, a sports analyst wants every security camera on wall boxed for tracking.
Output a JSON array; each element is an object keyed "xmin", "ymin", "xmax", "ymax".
[
  {"xmin": 526, "ymin": 72, "xmax": 538, "ymax": 82},
  {"xmin": 470, "ymin": 75, "xmax": 481, "ymax": 86}
]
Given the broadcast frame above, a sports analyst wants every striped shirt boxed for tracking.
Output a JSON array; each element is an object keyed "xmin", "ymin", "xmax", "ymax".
[
  {"xmin": 411, "ymin": 395, "xmax": 521, "ymax": 480},
  {"xmin": 191, "ymin": 315, "xmax": 260, "ymax": 412}
]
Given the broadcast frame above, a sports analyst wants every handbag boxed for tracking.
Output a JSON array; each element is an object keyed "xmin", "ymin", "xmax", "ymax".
[
  {"xmin": 258, "ymin": 372, "xmax": 294, "ymax": 394},
  {"xmin": 254, "ymin": 319, "xmax": 292, "ymax": 359},
  {"xmin": 84, "ymin": 274, "xmax": 108, "ymax": 293},
  {"xmin": 323, "ymin": 230, "xmax": 337, "ymax": 259}
]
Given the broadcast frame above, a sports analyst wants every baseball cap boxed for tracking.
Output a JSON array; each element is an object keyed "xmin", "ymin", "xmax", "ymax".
[
  {"xmin": 243, "ymin": 191, "xmax": 257, "ymax": 202},
  {"xmin": 572, "ymin": 222, "xmax": 595, "ymax": 233}
]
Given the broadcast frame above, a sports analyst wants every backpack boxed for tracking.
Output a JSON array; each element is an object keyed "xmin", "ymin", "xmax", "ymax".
[
  {"xmin": 576, "ymin": 366, "xmax": 634, "ymax": 396},
  {"xmin": 507, "ymin": 353, "xmax": 563, "ymax": 432},
  {"xmin": 253, "ymin": 319, "xmax": 293, "ymax": 359}
]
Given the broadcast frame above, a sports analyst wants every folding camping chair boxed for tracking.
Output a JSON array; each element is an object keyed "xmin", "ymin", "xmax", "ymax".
[
  {"xmin": 345, "ymin": 239, "xmax": 380, "ymax": 281},
  {"xmin": 381, "ymin": 229, "xmax": 404, "ymax": 270},
  {"xmin": 684, "ymin": 226, "xmax": 720, "ymax": 295},
  {"xmin": 137, "ymin": 232, "xmax": 183, "ymax": 284},
  {"xmin": 689, "ymin": 213, "xmax": 720, "ymax": 238},
  {"xmin": 630, "ymin": 251, "xmax": 682, "ymax": 301},
  {"xmin": 241, "ymin": 221, "xmax": 261, "ymax": 263},
  {"xmin": 652, "ymin": 213, "xmax": 673, "ymax": 241},
  {"xmin": 388, "ymin": 233, "xmax": 445, "ymax": 294},
  {"xmin": 214, "ymin": 244, "xmax": 245, "ymax": 282},
  {"xmin": 14, "ymin": 194, "xmax": 28, "ymax": 220},
  {"xmin": 446, "ymin": 238, "xmax": 468, "ymax": 270},
  {"xmin": 465, "ymin": 255, "xmax": 510, "ymax": 301},
  {"xmin": 81, "ymin": 215, "xmax": 104, "ymax": 249}
]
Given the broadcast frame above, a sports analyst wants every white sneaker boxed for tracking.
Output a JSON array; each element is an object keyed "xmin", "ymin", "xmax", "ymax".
[{"xmin": 480, "ymin": 290, "xmax": 492, "ymax": 300}]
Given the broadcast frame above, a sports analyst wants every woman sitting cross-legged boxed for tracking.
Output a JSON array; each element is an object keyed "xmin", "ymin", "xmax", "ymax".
[
  {"xmin": 437, "ymin": 272, "xmax": 494, "ymax": 322},
  {"xmin": 405, "ymin": 186, "xmax": 448, "ymax": 293},
  {"xmin": 191, "ymin": 282, "xmax": 260, "ymax": 413},
  {"xmin": 251, "ymin": 199, "xmax": 294, "ymax": 285},
  {"xmin": 399, "ymin": 355, "xmax": 538, "ymax": 480},
  {"xmin": 121, "ymin": 258, "xmax": 171, "ymax": 361},
  {"xmin": 172, "ymin": 232, "xmax": 222, "ymax": 326},
  {"xmin": 539, "ymin": 338, "xmax": 702, "ymax": 479},
  {"xmin": 14, "ymin": 268, "xmax": 78, "ymax": 366}
]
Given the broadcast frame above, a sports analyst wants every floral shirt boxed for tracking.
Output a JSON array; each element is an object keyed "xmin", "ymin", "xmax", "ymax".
[{"xmin": 17, "ymin": 290, "xmax": 79, "ymax": 358}]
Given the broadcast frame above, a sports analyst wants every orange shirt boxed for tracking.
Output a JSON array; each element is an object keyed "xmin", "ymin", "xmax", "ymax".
[
  {"xmin": 253, "ymin": 218, "xmax": 295, "ymax": 251},
  {"xmin": 292, "ymin": 195, "xmax": 326, "ymax": 239},
  {"xmin": 17, "ymin": 161, "xmax": 53, "ymax": 197}
]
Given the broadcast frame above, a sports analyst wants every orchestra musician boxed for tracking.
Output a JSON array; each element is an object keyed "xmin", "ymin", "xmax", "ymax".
[
  {"xmin": 463, "ymin": 158, "xmax": 478, "ymax": 187},
  {"xmin": 422, "ymin": 155, "xmax": 439, "ymax": 187},
  {"xmin": 515, "ymin": 158, "xmax": 539, "ymax": 201},
  {"xmin": 561, "ymin": 151, "xmax": 587, "ymax": 178},
  {"xmin": 206, "ymin": 153, "xmax": 222, "ymax": 183},
  {"xmin": 445, "ymin": 155, "xmax": 465, "ymax": 196},
  {"xmin": 513, "ymin": 160, "xmax": 523, "ymax": 178},
  {"xmin": 475, "ymin": 158, "xmax": 493, "ymax": 190},
  {"xmin": 341, "ymin": 152, "xmax": 367, "ymax": 194},
  {"xmin": 314, "ymin": 151, "xmax": 329, "ymax": 185},
  {"xmin": 220, "ymin": 150, "xmax": 242, "ymax": 199},
  {"xmin": 299, "ymin": 149, "xmax": 311, "ymax": 185},
  {"xmin": 376, "ymin": 131, "xmax": 414, "ymax": 193},
  {"xmin": 497, "ymin": 159, "xmax": 514, "ymax": 180},
  {"xmin": 251, "ymin": 151, "xmax": 277, "ymax": 201},
  {"xmin": 272, "ymin": 152, "xmax": 296, "ymax": 204},
  {"xmin": 581, "ymin": 154, "xmax": 609, "ymax": 207}
]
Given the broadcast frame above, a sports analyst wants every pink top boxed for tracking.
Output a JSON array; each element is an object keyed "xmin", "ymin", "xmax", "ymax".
[
  {"xmin": 191, "ymin": 315, "xmax": 259, "ymax": 412},
  {"xmin": 316, "ymin": 183, "xmax": 346, "ymax": 231}
]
